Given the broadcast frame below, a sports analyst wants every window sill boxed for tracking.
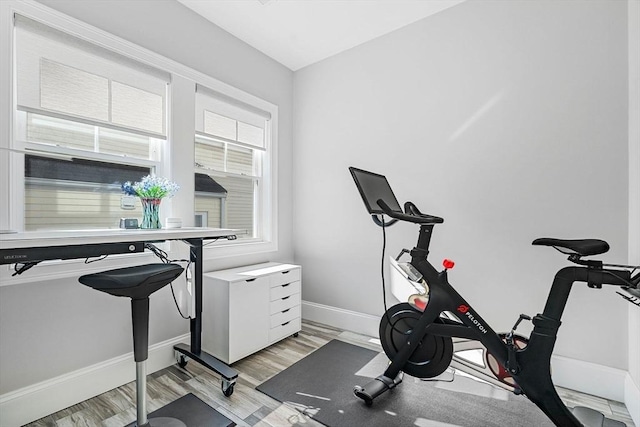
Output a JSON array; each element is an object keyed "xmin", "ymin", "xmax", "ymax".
[{"xmin": 202, "ymin": 238, "xmax": 278, "ymax": 260}]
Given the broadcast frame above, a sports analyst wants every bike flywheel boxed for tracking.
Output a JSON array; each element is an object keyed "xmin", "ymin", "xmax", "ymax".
[{"xmin": 379, "ymin": 303, "xmax": 453, "ymax": 379}]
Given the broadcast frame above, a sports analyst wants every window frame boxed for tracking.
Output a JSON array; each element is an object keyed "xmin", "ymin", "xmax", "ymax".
[{"xmin": 0, "ymin": 0, "xmax": 279, "ymax": 275}]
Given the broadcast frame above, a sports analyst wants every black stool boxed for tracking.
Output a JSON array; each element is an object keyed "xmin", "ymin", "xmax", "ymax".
[{"xmin": 79, "ymin": 263, "xmax": 184, "ymax": 427}]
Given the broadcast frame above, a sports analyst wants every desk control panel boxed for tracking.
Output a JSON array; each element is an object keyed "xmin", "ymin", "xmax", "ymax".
[
  {"xmin": 0, "ymin": 241, "xmax": 145, "ymax": 264},
  {"xmin": 202, "ymin": 262, "xmax": 302, "ymax": 364}
]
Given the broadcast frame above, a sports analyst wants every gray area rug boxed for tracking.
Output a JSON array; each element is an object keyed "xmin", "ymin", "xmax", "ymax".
[{"xmin": 256, "ymin": 340, "xmax": 554, "ymax": 427}]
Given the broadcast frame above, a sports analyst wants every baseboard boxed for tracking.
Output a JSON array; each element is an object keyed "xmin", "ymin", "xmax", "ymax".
[
  {"xmin": 0, "ymin": 334, "xmax": 189, "ymax": 427},
  {"xmin": 302, "ymin": 300, "xmax": 629, "ymax": 402},
  {"xmin": 625, "ymin": 374, "xmax": 640, "ymax": 426},
  {"xmin": 550, "ymin": 354, "xmax": 627, "ymax": 402},
  {"xmin": 301, "ymin": 300, "xmax": 379, "ymax": 338}
]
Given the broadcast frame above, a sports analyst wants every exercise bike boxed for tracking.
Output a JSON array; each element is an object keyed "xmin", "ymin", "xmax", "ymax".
[{"xmin": 349, "ymin": 167, "xmax": 640, "ymax": 427}]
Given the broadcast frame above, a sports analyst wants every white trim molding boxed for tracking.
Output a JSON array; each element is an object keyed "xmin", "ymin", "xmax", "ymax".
[
  {"xmin": 550, "ymin": 354, "xmax": 627, "ymax": 402},
  {"xmin": 627, "ymin": 1, "xmax": 640, "ymax": 426},
  {"xmin": 301, "ymin": 300, "xmax": 380, "ymax": 338},
  {"xmin": 624, "ymin": 374, "xmax": 640, "ymax": 426},
  {"xmin": 0, "ymin": 334, "xmax": 189, "ymax": 427}
]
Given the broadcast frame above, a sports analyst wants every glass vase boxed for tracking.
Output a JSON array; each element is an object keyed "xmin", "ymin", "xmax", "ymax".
[{"xmin": 140, "ymin": 198, "xmax": 162, "ymax": 229}]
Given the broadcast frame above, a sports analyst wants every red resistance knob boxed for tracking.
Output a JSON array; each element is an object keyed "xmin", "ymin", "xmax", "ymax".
[{"xmin": 443, "ymin": 259, "xmax": 455, "ymax": 270}]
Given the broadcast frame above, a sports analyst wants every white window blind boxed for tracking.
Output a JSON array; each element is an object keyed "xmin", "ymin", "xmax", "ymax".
[
  {"xmin": 195, "ymin": 84, "xmax": 270, "ymax": 150},
  {"xmin": 15, "ymin": 14, "xmax": 169, "ymax": 138}
]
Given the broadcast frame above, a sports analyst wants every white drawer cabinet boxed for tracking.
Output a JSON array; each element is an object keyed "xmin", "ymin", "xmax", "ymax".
[{"xmin": 202, "ymin": 262, "xmax": 302, "ymax": 364}]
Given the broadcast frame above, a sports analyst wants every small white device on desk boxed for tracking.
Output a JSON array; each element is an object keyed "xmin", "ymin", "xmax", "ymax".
[{"xmin": 165, "ymin": 218, "xmax": 182, "ymax": 229}]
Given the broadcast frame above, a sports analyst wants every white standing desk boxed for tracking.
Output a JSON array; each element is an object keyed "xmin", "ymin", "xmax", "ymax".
[{"xmin": 0, "ymin": 227, "xmax": 239, "ymax": 394}]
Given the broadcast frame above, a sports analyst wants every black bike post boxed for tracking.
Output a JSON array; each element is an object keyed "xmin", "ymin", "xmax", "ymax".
[{"xmin": 514, "ymin": 266, "xmax": 632, "ymax": 426}]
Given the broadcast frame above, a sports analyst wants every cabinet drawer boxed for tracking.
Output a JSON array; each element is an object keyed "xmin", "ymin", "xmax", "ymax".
[
  {"xmin": 269, "ymin": 317, "xmax": 301, "ymax": 343},
  {"xmin": 270, "ymin": 292, "xmax": 300, "ymax": 314},
  {"xmin": 270, "ymin": 268, "xmax": 301, "ymax": 287},
  {"xmin": 270, "ymin": 280, "xmax": 301, "ymax": 301},
  {"xmin": 270, "ymin": 305, "xmax": 301, "ymax": 328}
]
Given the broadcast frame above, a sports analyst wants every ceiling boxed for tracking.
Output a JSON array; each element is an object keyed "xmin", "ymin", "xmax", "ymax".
[{"xmin": 177, "ymin": 0, "xmax": 465, "ymax": 71}]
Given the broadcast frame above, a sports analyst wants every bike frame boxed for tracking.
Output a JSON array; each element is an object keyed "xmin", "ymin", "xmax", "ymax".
[{"xmin": 382, "ymin": 223, "xmax": 633, "ymax": 427}]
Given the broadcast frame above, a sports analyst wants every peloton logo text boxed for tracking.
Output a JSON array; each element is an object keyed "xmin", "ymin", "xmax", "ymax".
[{"xmin": 457, "ymin": 305, "xmax": 487, "ymax": 334}]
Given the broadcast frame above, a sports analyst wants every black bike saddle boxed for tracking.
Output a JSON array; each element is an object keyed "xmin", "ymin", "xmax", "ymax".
[{"xmin": 532, "ymin": 238, "xmax": 609, "ymax": 257}]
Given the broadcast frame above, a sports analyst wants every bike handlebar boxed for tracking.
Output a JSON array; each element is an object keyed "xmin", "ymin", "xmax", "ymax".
[{"xmin": 376, "ymin": 199, "xmax": 444, "ymax": 225}]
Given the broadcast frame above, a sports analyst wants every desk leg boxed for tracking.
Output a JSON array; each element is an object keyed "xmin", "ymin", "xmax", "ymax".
[
  {"xmin": 174, "ymin": 238, "xmax": 238, "ymax": 396},
  {"xmin": 191, "ymin": 239, "xmax": 203, "ymax": 352}
]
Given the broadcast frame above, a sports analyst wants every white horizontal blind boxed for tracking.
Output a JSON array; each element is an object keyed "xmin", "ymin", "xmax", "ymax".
[
  {"xmin": 26, "ymin": 113, "xmax": 155, "ymax": 161},
  {"xmin": 15, "ymin": 15, "xmax": 169, "ymax": 137},
  {"xmin": 195, "ymin": 84, "xmax": 269, "ymax": 150}
]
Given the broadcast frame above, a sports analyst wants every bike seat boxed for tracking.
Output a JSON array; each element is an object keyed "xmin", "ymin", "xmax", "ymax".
[{"xmin": 532, "ymin": 238, "xmax": 609, "ymax": 257}]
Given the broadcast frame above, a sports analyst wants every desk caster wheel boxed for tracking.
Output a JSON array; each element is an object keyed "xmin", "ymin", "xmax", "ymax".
[
  {"xmin": 293, "ymin": 332, "xmax": 299, "ymax": 337},
  {"xmin": 175, "ymin": 352, "xmax": 188, "ymax": 368},
  {"xmin": 222, "ymin": 379, "xmax": 235, "ymax": 397}
]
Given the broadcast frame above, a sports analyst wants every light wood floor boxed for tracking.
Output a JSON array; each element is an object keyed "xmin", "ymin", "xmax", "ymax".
[{"xmin": 26, "ymin": 320, "xmax": 635, "ymax": 427}]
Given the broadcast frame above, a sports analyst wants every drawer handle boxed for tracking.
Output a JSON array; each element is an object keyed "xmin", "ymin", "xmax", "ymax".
[
  {"xmin": 282, "ymin": 321, "xmax": 290, "ymax": 326},
  {"xmin": 282, "ymin": 283, "xmax": 290, "ymax": 287},
  {"xmin": 282, "ymin": 309, "xmax": 290, "ymax": 314},
  {"xmin": 246, "ymin": 278, "xmax": 257, "ymax": 282},
  {"xmin": 281, "ymin": 296, "xmax": 290, "ymax": 301},
  {"xmin": 282, "ymin": 270, "xmax": 290, "ymax": 274}
]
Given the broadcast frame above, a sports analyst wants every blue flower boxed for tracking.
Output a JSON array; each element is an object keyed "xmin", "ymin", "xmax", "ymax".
[
  {"xmin": 121, "ymin": 181, "xmax": 138, "ymax": 196},
  {"xmin": 121, "ymin": 175, "xmax": 179, "ymax": 199}
]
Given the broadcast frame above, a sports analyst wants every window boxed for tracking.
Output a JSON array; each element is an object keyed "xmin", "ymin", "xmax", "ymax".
[
  {"xmin": 4, "ymin": 2, "xmax": 278, "ymax": 255},
  {"xmin": 194, "ymin": 85, "xmax": 271, "ymax": 241},
  {"xmin": 24, "ymin": 153, "xmax": 150, "ymax": 230},
  {"xmin": 13, "ymin": 15, "xmax": 168, "ymax": 230}
]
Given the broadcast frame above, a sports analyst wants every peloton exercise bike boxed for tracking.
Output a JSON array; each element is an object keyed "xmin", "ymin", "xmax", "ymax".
[{"xmin": 349, "ymin": 167, "xmax": 640, "ymax": 427}]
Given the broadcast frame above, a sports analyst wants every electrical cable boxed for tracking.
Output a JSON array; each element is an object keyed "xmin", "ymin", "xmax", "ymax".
[
  {"xmin": 171, "ymin": 275, "xmax": 192, "ymax": 319},
  {"xmin": 85, "ymin": 255, "xmax": 108, "ymax": 263},
  {"xmin": 145, "ymin": 242, "xmax": 193, "ymax": 319},
  {"xmin": 602, "ymin": 269, "xmax": 640, "ymax": 289},
  {"xmin": 381, "ymin": 214, "xmax": 388, "ymax": 314},
  {"xmin": 379, "ymin": 214, "xmax": 412, "ymax": 336},
  {"xmin": 12, "ymin": 261, "xmax": 39, "ymax": 276}
]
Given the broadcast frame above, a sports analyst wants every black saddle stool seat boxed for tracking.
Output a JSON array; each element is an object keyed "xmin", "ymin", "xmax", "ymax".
[{"xmin": 79, "ymin": 263, "xmax": 184, "ymax": 427}]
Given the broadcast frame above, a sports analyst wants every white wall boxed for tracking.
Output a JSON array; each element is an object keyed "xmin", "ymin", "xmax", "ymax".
[
  {"xmin": 294, "ymin": 0, "xmax": 629, "ymax": 375},
  {"xmin": 0, "ymin": 0, "xmax": 294, "ymax": 419}
]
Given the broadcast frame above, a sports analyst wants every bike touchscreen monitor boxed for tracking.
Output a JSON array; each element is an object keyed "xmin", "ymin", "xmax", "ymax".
[{"xmin": 349, "ymin": 167, "xmax": 403, "ymax": 215}]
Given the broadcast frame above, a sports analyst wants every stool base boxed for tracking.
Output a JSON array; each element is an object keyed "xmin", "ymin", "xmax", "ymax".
[
  {"xmin": 125, "ymin": 393, "xmax": 235, "ymax": 427},
  {"xmin": 137, "ymin": 417, "xmax": 187, "ymax": 427}
]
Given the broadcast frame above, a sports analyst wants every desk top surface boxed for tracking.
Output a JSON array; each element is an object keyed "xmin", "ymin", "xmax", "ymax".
[{"xmin": 0, "ymin": 227, "xmax": 237, "ymax": 249}]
